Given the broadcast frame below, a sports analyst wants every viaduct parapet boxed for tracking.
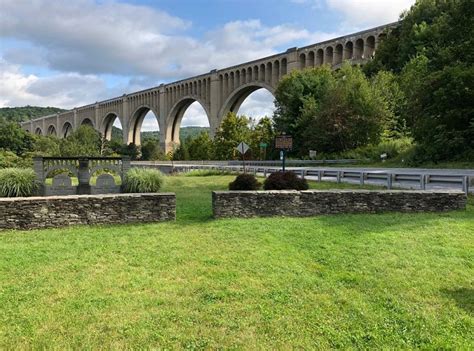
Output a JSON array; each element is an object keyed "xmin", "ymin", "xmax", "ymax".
[{"xmin": 21, "ymin": 22, "xmax": 395, "ymax": 153}]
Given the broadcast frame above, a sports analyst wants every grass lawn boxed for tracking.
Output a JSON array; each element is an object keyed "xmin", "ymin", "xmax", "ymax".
[{"xmin": 1, "ymin": 175, "xmax": 473, "ymax": 349}]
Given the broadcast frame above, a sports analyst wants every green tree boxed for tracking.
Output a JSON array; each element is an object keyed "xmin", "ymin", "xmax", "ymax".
[
  {"xmin": 250, "ymin": 117, "xmax": 276, "ymax": 160},
  {"xmin": 141, "ymin": 139, "xmax": 165, "ymax": 160},
  {"xmin": 274, "ymin": 64, "xmax": 388, "ymax": 155},
  {"xmin": 213, "ymin": 112, "xmax": 252, "ymax": 160},
  {"xmin": 187, "ymin": 131, "xmax": 214, "ymax": 160},
  {"xmin": 365, "ymin": 0, "xmax": 474, "ymax": 161},
  {"xmin": 0, "ymin": 121, "xmax": 35, "ymax": 155},
  {"xmin": 60, "ymin": 125, "xmax": 102, "ymax": 157},
  {"xmin": 273, "ymin": 66, "xmax": 334, "ymax": 154}
]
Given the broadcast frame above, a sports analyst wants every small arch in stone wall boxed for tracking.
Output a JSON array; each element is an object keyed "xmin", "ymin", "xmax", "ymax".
[
  {"xmin": 300, "ymin": 53, "xmax": 306, "ymax": 69},
  {"xmin": 316, "ymin": 49, "xmax": 324, "ymax": 65},
  {"xmin": 325, "ymin": 46, "xmax": 334, "ymax": 65},
  {"xmin": 308, "ymin": 51, "xmax": 315, "ymax": 67},
  {"xmin": 81, "ymin": 118, "xmax": 94, "ymax": 127},
  {"xmin": 366, "ymin": 35, "xmax": 376, "ymax": 57},
  {"xmin": 62, "ymin": 122, "xmax": 73, "ymax": 138},
  {"xmin": 334, "ymin": 44, "xmax": 343, "ymax": 65},
  {"xmin": 47, "ymin": 125, "xmax": 57, "ymax": 136},
  {"xmin": 355, "ymin": 38, "xmax": 364, "ymax": 59},
  {"xmin": 344, "ymin": 41, "xmax": 353, "ymax": 60},
  {"xmin": 35, "ymin": 127, "xmax": 43, "ymax": 135}
]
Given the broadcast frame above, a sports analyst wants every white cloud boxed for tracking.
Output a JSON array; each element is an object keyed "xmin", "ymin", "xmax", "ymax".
[
  {"xmin": 1, "ymin": 1, "xmax": 338, "ymax": 80},
  {"xmin": 326, "ymin": 0, "xmax": 414, "ymax": 27},
  {"xmin": 0, "ymin": 59, "xmax": 110, "ymax": 108}
]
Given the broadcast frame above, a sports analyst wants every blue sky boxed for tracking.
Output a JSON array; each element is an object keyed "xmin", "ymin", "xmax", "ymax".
[{"xmin": 0, "ymin": 0, "xmax": 414, "ymax": 130}]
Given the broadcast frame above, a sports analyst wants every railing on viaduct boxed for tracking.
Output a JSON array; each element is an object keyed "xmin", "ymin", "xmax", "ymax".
[{"xmin": 21, "ymin": 22, "xmax": 397, "ymax": 153}]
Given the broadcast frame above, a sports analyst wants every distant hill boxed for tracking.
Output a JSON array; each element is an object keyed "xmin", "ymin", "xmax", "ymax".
[
  {"xmin": 0, "ymin": 106, "xmax": 66, "ymax": 123},
  {"xmin": 111, "ymin": 126, "xmax": 210, "ymax": 143}
]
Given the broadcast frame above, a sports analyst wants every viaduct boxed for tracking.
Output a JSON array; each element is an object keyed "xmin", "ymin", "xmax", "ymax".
[{"xmin": 21, "ymin": 22, "xmax": 395, "ymax": 153}]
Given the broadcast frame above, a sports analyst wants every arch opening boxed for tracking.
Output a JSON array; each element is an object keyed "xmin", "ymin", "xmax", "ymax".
[
  {"xmin": 169, "ymin": 99, "xmax": 210, "ymax": 145},
  {"xmin": 325, "ymin": 47, "xmax": 334, "ymax": 65},
  {"xmin": 47, "ymin": 125, "xmax": 57, "ymax": 136},
  {"xmin": 129, "ymin": 107, "xmax": 160, "ymax": 146},
  {"xmin": 220, "ymin": 83, "xmax": 276, "ymax": 127},
  {"xmin": 102, "ymin": 113, "xmax": 123, "ymax": 142},
  {"xmin": 35, "ymin": 127, "xmax": 43, "ymax": 136},
  {"xmin": 81, "ymin": 118, "xmax": 94, "ymax": 127},
  {"xmin": 62, "ymin": 122, "xmax": 73, "ymax": 138},
  {"xmin": 365, "ymin": 36, "xmax": 376, "ymax": 57},
  {"xmin": 335, "ymin": 44, "xmax": 343, "ymax": 65},
  {"xmin": 344, "ymin": 41, "xmax": 353, "ymax": 60}
]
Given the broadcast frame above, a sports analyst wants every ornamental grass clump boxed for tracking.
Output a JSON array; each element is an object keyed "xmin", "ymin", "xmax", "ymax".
[
  {"xmin": 123, "ymin": 168, "xmax": 165, "ymax": 193},
  {"xmin": 0, "ymin": 168, "xmax": 38, "ymax": 197}
]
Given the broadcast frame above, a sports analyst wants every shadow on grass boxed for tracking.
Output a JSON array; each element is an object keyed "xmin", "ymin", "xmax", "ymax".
[{"xmin": 442, "ymin": 288, "xmax": 474, "ymax": 315}]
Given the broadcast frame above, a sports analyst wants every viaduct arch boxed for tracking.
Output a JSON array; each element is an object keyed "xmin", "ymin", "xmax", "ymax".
[{"xmin": 22, "ymin": 22, "xmax": 394, "ymax": 153}]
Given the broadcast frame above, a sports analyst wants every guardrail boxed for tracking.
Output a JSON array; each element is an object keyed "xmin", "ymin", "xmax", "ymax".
[
  {"xmin": 133, "ymin": 159, "xmax": 361, "ymax": 167},
  {"xmin": 132, "ymin": 162, "xmax": 472, "ymax": 195}
]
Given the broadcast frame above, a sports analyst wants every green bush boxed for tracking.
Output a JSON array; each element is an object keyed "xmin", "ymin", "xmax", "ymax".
[
  {"xmin": 263, "ymin": 171, "xmax": 309, "ymax": 191},
  {"xmin": 0, "ymin": 168, "xmax": 38, "ymax": 197},
  {"xmin": 123, "ymin": 168, "xmax": 165, "ymax": 193},
  {"xmin": 229, "ymin": 173, "xmax": 261, "ymax": 191}
]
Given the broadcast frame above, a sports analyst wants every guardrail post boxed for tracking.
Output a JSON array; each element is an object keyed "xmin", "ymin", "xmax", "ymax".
[
  {"xmin": 359, "ymin": 172, "xmax": 364, "ymax": 185},
  {"xmin": 420, "ymin": 174, "xmax": 426, "ymax": 190},
  {"xmin": 318, "ymin": 170, "xmax": 322, "ymax": 182},
  {"xmin": 263, "ymin": 169, "xmax": 267, "ymax": 177},
  {"xmin": 387, "ymin": 173, "xmax": 393, "ymax": 189},
  {"xmin": 337, "ymin": 171, "xmax": 341, "ymax": 183},
  {"xmin": 462, "ymin": 176, "xmax": 469, "ymax": 195}
]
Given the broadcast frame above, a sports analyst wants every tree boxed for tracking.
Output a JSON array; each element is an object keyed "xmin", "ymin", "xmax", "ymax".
[
  {"xmin": 364, "ymin": 0, "xmax": 474, "ymax": 161},
  {"xmin": 187, "ymin": 131, "xmax": 214, "ymax": 160},
  {"xmin": 273, "ymin": 66, "xmax": 334, "ymax": 154},
  {"xmin": 141, "ymin": 139, "xmax": 165, "ymax": 160},
  {"xmin": 60, "ymin": 125, "xmax": 102, "ymax": 157},
  {"xmin": 0, "ymin": 121, "xmax": 35, "ymax": 155},
  {"xmin": 213, "ymin": 112, "xmax": 252, "ymax": 160},
  {"xmin": 273, "ymin": 64, "xmax": 388, "ymax": 155},
  {"xmin": 249, "ymin": 117, "xmax": 276, "ymax": 160}
]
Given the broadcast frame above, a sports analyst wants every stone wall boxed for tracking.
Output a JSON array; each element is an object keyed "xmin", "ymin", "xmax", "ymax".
[
  {"xmin": 212, "ymin": 190, "xmax": 466, "ymax": 218},
  {"xmin": 0, "ymin": 193, "xmax": 175, "ymax": 230}
]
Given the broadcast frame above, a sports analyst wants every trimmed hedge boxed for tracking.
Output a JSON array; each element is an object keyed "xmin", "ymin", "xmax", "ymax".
[
  {"xmin": 0, "ymin": 168, "xmax": 38, "ymax": 197},
  {"xmin": 229, "ymin": 173, "xmax": 261, "ymax": 191},
  {"xmin": 123, "ymin": 168, "xmax": 165, "ymax": 193},
  {"xmin": 263, "ymin": 171, "xmax": 308, "ymax": 191}
]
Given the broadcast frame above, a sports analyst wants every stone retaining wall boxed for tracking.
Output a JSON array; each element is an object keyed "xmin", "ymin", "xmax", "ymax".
[
  {"xmin": 0, "ymin": 193, "xmax": 175, "ymax": 230},
  {"xmin": 212, "ymin": 190, "xmax": 466, "ymax": 218}
]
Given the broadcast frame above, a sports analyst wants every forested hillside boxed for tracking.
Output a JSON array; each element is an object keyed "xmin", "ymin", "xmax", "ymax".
[
  {"xmin": 0, "ymin": 106, "xmax": 66, "ymax": 123},
  {"xmin": 111, "ymin": 126, "xmax": 210, "ymax": 142}
]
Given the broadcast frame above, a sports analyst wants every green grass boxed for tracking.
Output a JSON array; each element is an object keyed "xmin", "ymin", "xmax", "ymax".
[{"xmin": 1, "ymin": 176, "xmax": 473, "ymax": 349}]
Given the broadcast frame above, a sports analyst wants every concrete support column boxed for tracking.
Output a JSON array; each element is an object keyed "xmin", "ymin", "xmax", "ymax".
[
  {"xmin": 94, "ymin": 103, "xmax": 100, "ymax": 132},
  {"xmin": 286, "ymin": 47, "xmax": 299, "ymax": 73},
  {"xmin": 122, "ymin": 95, "xmax": 130, "ymax": 145},
  {"xmin": 73, "ymin": 109, "xmax": 78, "ymax": 130},
  {"xmin": 209, "ymin": 70, "xmax": 220, "ymax": 138}
]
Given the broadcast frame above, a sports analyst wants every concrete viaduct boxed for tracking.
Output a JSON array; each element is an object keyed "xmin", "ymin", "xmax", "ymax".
[{"xmin": 22, "ymin": 22, "xmax": 394, "ymax": 153}]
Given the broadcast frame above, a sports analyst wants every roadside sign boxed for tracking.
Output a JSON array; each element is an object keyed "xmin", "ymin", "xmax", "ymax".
[
  {"xmin": 275, "ymin": 135, "xmax": 293, "ymax": 150},
  {"xmin": 236, "ymin": 142, "xmax": 250, "ymax": 155},
  {"xmin": 259, "ymin": 142, "xmax": 268, "ymax": 148}
]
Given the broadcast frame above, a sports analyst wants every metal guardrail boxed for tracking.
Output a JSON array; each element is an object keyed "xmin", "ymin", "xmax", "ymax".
[
  {"xmin": 132, "ymin": 162, "xmax": 472, "ymax": 195},
  {"xmin": 132, "ymin": 159, "xmax": 361, "ymax": 167}
]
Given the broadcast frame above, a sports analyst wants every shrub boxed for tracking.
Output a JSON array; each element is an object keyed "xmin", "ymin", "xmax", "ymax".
[
  {"xmin": 229, "ymin": 173, "xmax": 261, "ymax": 191},
  {"xmin": 123, "ymin": 168, "xmax": 165, "ymax": 193},
  {"xmin": 263, "ymin": 171, "xmax": 309, "ymax": 191},
  {"xmin": 0, "ymin": 168, "xmax": 38, "ymax": 197}
]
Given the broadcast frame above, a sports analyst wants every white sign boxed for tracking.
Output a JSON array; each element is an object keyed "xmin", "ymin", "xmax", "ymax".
[{"xmin": 236, "ymin": 142, "xmax": 250, "ymax": 155}]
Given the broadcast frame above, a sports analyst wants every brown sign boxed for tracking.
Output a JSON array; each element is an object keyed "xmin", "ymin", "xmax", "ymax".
[{"xmin": 275, "ymin": 135, "xmax": 293, "ymax": 150}]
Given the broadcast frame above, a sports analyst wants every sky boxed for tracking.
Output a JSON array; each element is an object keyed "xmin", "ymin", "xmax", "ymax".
[{"xmin": 0, "ymin": 0, "xmax": 415, "ymax": 130}]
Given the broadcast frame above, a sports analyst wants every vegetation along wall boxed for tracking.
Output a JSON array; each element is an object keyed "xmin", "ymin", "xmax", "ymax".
[
  {"xmin": 0, "ymin": 193, "xmax": 176, "ymax": 230},
  {"xmin": 212, "ymin": 190, "xmax": 466, "ymax": 218}
]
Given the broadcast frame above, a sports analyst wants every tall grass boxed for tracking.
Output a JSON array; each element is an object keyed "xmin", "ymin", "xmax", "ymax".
[
  {"xmin": 0, "ymin": 168, "xmax": 38, "ymax": 197},
  {"xmin": 183, "ymin": 169, "xmax": 233, "ymax": 177},
  {"xmin": 123, "ymin": 168, "xmax": 164, "ymax": 193}
]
